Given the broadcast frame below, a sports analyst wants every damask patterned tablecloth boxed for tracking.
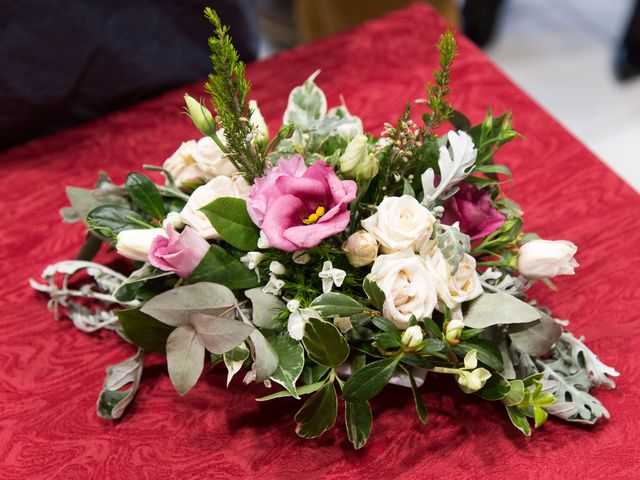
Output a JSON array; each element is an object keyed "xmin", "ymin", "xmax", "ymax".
[{"xmin": 1, "ymin": 4, "xmax": 639, "ymax": 479}]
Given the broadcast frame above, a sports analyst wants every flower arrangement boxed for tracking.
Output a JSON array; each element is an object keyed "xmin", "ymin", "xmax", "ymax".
[{"xmin": 32, "ymin": 9, "xmax": 619, "ymax": 448}]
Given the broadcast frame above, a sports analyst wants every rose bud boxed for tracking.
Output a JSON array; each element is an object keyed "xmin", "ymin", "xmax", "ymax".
[
  {"xmin": 339, "ymin": 134, "xmax": 379, "ymax": 180},
  {"xmin": 342, "ymin": 230, "xmax": 378, "ymax": 267},
  {"xmin": 184, "ymin": 94, "xmax": 216, "ymax": 136},
  {"xmin": 116, "ymin": 228, "xmax": 167, "ymax": 262},
  {"xmin": 445, "ymin": 319, "xmax": 465, "ymax": 345},
  {"xmin": 401, "ymin": 325, "xmax": 424, "ymax": 349},
  {"xmin": 517, "ymin": 239, "xmax": 579, "ymax": 280},
  {"xmin": 148, "ymin": 225, "xmax": 210, "ymax": 278}
]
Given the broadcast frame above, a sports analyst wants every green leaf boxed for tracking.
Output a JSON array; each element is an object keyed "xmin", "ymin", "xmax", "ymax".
[
  {"xmin": 478, "ymin": 373, "xmax": 511, "ymax": 401},
  {"xmin": 502, "ymin": 380, "xmax": 525, "ymax": 406},
  {"xmin": 402, "ymin": 177, "xmax": 416, "ymax": 197},
  {"xmin": 117, "ymin": 308, "xmax": 174, "ymax": 354},
  {"xmin": 449, "ymin": 109, "xmax": 471, "ymax": 130},
  {"xmin": 363, "ymin": 277, "xmax": 385, "ymax": 310},
  {"xmin": 342, "ymin": 355, "xmax": 402, "ymax": 402},
  {"xmin": 371, "ymin": 316, "xmax": 399, "ymax": 334},
  {"xmin": 114, "ymin": 264, "xmax": 175, "ymax": 302},
  {"xmin": 301, "ymin": 360, "xmax": 331, "ymax": 385},
  {"xmin": 188, "ymin": 245, "xmax": 260, "ymax": 289},
  {"xmin": 189, "ymin": 312, "xmax": 255, "ymax": 354},
  {"xmin": 283, "ymin": 70, "xmax": 327, "ymax": 128},
  {"xmin": 463, "ymin": 292, "xmax": 541, "ymax": 329},
  {"xmin": 407, "ymin": 369, "xmax": 428, "ymax": 424},
  {"xmin": 401, "ymin": 354, "xmax": 435, "ymax": 369},
  {"xmin": 455, "ymin": 339, "xmax": 504, "ymax": 372},
  {"xmin": 77, "ymin": 232, "xmax": 103, "ymax": 261},
  {"xmin": 65, "ymin": 185, "xmax": 128, "ymax": 224},
  {"xmin": 476, "ymin": 163, "xmax": 512, "ymax": 178},
  {"xmin": 140, "ymin": 282, "xmax": 236, "ymax": 327},
  {"xmin": 223, "ymin": 343, "xmax": 250, "ymax": 386},
  {"xmin": 87, "ymin": 205, "xmax": 151, "ymax": 235},
  {"xmin": 434, "ymin": 222, "xmax": 470, "ymax": 275},
  {"xmin": 125, "ymin": 173, "xmax": 166, "ymax": 219},
  {"xmin": 200, "ymin": 197, "xmax": 259, "ymax": 251},
  {"xmin": 166, "ymin": 324, "xmax": 206, "ymax": 396},
  {"xmin": 422, "ymin": 317, "xmax": 443, "ymax": 337},
  {"xmin": 302, "ymin": 317, "xmax": 350, "ymax": 368},
  {"xmin": 310, "ymin": 292, "xmax": 367, "ymax": 317},
  {"xmin": 533, "ymin": 405, "xmax": 548, "ymax": 428},
  {"xmin": 294, "ymin": 382, "xmax": 337, "ymax": 439},
  {"xmin": 256, "ymin": 380, "xmax": 326, "ymax": 401},
  {"xmin": 505, "ymin": 405, "xmax": 532, "ymax": 436},
  {"xmin": 345, "ymin": 401, "xmax": 373, "ymax": 449},
  {"xmin": 263, "ymin": 331, "xmax": 305, "ymax": 397}
]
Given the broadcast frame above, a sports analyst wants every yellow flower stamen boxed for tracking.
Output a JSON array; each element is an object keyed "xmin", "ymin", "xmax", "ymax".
[{"xmin": 302, "ymin": 206, "xmax": 326, "ymax": 225}]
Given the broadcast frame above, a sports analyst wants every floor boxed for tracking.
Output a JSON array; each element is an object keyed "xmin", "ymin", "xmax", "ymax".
[{"xmin": 484, "ymin": 0, "xmax": 640, "ymax": 191}]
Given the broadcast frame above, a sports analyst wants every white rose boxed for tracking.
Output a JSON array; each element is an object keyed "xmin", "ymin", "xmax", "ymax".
[
  {"xmin": 342, "ymin": 230, "xmax": 378, "ymax": 267},
  {"xmin": 162, "ymin": 140, "xmax": 206, "ymax": 189},
  {"xmin": 369, "ymin": 250, "xmax": 438, "ymax": 329},
  {"xmin": 425, "ymin": 247, "xmax": 483, "ymax": 308},
  {"xmin": 517, "ymin": 239, "xmax": 579, "ymax": 280},
  {"xmin": 361, "ymin": 195, "xmax": 436, "ymax": 253},
  {"xmin": 116, "ymin": 228, "xmax": 167, "ymax": 262},
  {"xmin": 180, "ymin": 175, "xmax": 250, "ymax": 239},
  {"xmin": 191, "ymin": 134, "xmax": 238, "ymax": 179}
]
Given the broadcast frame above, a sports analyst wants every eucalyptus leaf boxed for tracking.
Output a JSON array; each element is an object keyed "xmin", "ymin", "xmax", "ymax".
[
  {"xmin": 65, "ymin": 186, "xmax": 128, "ymax": 224},
  {"xmin": 114, "ymin": 264, "xmax": 175, "ymax": 302},
  {"xmin": 189, "ymin": 312, "xmax": 255, "ymax": 354},
  {"xmin": 117, "ymin": 308, "xmax": 174, "ymax": 354},
  {"xmin": 97, "ymin": 349, "xmax": 143, "ymax": 420},
  {"xmin": 508, "ymin": 314, "xmax": 562, "ymax": 356},
  {"xmin": 166, "ymin": 324, "xmax": 205, "ymax": 396},
  {"xmin": 345, "ymin": 401, "xmax": 373, "ymax": 449},
  {"xmin": 310, "ymin": 292, "xmax": 367, "ymax": 317},
  {"xmin": 342, "ymin": 355, "xmax": 402, "ymax": 402},
  {"xmin": 125, "ymin": 173, "xmax": 166, "ymax": 219},
  {"xmin": 302, "ymin": 317, "xmax": 350, "ymax": 368},
  {"xmin": 263, "ymin": 330, "xmax": 304, "ymax": 397},
  {"xmin": 200, "ymin": 197, "xmax": 259, "ymax": 251},
  {"xmin": 245, "ymin": 288, "xmax": 285, "ymax": 329},
  {"xmin": 249, "ymin": 330, "xmax": 279, "ymax": 382},
  {"xmin": 294, "ymin": 382, "xmax": 337, "ymax": 439},
  {"xmin": 463, "ymin": 292, "xmax": 541, "ymax": 329},
  {"xmin": 188, "ymin": 246, "xmax": 260, "ymax": 289},
  {"xmin": 140, "ymin": 282, "xmax": 236, "ymax": 327}
]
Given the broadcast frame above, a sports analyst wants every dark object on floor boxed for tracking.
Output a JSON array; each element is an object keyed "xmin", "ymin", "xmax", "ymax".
[
  {"xmin": 0, "ymin": 0, "xmax": 258, "ymax": 151},
  {"xmin": 462, "ymin": 0, "xmax": 504, "ymax": 48},
  {"xmin": 616, "ymin": 0, "xmax": 640, "ymax": 80}
]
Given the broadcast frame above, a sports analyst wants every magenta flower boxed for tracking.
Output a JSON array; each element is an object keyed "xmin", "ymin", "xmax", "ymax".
[
  {"xmin": 148, "ymin": 225, "xmax": 210, "ymax": 278},
  {"xmin": 255, "ymin": 160, "xmax": 357, "ymax": 252},
  {"xmin": 246, "ymin": 154, "xmax": 308, "ymax": 227},
  {"xmin": 441, "ymin": 183, "xmax": 505, "ymax": 240}
]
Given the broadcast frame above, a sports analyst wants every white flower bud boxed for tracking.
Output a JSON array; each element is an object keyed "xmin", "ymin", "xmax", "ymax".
[
  {"xmin": 184, "ymin": 94, "xmax": 216, "ymax": 136},
  {"xmin": 162, "ymin": 211, "xmax": 184, "ymax": 229},
  {"xmin": 342, "ymin": 230, "xmax": 378, "ymax": 267},
  {"xmin": 445, "ymin": 319, "xmax": 465, "ymax": 344},
  {"xmin": 240, "ymin": 252, "xmax": 265, "ymax": 270},
  {"xmin": 401, "ymin": 325, "xmax": 424, "ymax": 349},
  {"xmin": 339, "ymin": 134, "xmax": 379, "ymax": 180},
  {"xmin": 269, "ymin": 261, "xmax": 286, "ymax": 276},
  {"xmin": 517, "ymin": 239, "xmax": 579, "ymax": 280},
  {"xmin": 116, "ymin": 228, "xmax": 167, "ymax": 262}
]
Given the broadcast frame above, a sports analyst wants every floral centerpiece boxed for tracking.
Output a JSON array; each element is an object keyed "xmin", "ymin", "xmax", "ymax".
[{"xmin": 32, "ymin": 9, "xmax": 618, "ymax": 448}]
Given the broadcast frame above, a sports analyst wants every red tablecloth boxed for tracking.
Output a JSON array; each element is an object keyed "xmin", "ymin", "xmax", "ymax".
[{"xmin": 2, "ymin": 4, "xmax": 639, "ymax": 479}]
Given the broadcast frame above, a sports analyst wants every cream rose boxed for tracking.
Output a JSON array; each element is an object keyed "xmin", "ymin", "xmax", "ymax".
[
  {"xmin": 116, "ymin": 228, "xmax": 167, "ymax": 262},
  {"xmin": 517, "ymin": 239, "xmax": 579, "ymax": 280},
  {"xmin": 180, "ymin": 175, "xmax": 250, "ymax": 239},
  {"xmin": 425, "ymin": 247, "xmax": 483, "ymax": 309},
  {"xmin": 361, "ymin": 195, "xmax": 436, "ymax": 253},
  {"xmin": 369, "ymin": 250, "xmax": 438, "ymax": 329},
  {"xmin": 342, "ymin": 230, "xmax": 378, "ymax": 267}
]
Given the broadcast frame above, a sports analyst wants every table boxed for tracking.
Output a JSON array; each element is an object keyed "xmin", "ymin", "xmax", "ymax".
[{"xmin": 2, "ymin": 4, "xmax": 639, "ymax": 479}]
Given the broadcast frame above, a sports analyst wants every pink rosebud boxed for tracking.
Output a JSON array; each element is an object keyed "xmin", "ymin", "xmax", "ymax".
[
  {"xmin": 148, "ymin": 225, "xmax": 209, "ymax": 278},
  {"xmin": 441, "ymin": 183, "xmax": 505, "ymax": 240},
  {"xmin": 253, "ymin": 160, "xmax": 357, "ymax": 252}
]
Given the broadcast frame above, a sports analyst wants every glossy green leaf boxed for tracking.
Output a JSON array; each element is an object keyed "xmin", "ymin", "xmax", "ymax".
[
  {"xmin": 506, "ymin": 405, "xmax": 532, "ymax": 436},
  {"xmin": 342, "ymin": 355, "xmax": 402, "ymax": 402},
  {"xmin": 188, "ymin": 246, "xmax": 260, "ymax": 289},
  {"xmin": 263, "ymin": 330, "xmax": 305, "ymax": 397},
  {"xmin": 302, "ymin": 317, "xmax": 350, "ymax": 368},
  {"xmin": 114, "ymin": 264, "xmax": 175, "ymax": 302},
  {"xmin": 455, "ymin": 339, "xmax": 504, "ymax": 372},
  {"xmin": 407, "ymin": 369, "xmax": 428, "ymax": 424},
  {"xmin": 345, "ymin": 401, "xmax": 373, "ymax": 449},
  {"xmin": 478, "ymin": 373, "xmax": 511, "ymax": 401},
  {"xmin": 502, "ymin": 380, "xmax": 525, "ymax": 406},
  {"xmin": 87, "ymin": 205, "xmax": 150, "ymax": 235},
  {"xmin": 200, "ymin": 197, "xmax": 259, "ymax": 251},
  {"xmin": 533, "ymin": 405, "xmax": 548, "ymax": 428},
  {"xmin": 309, "ymin": 292, "xmax": 367, "ymax": 317},
  {"xmin": 363, "ymin": 277, "xmax": 385, "ymax": 310},
  {"xmin": 125, "ymin": 173, "xmax": 166, "ymax": 219},
  {"xmin": 117, "ymin": 308, "xmax": 174, "ymax": 354},
  {"xmin": 256, "ymin": 380, "xmax": 326, "ymax": 401},
  {"xmin": 294, "ymin": 382, "xmax": 338, "ymax": 439}
]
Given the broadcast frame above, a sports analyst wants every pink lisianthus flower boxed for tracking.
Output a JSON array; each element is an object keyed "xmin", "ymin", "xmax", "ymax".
[
  {"xmin": 148, "ymin": 225, "xmax": 210, "ymax": 278},
  {"xmin": 246, "ymin": 154, "xmax": 308, "ymax": 227},
  {"xmin": 441, "ymin": 182, "xmax": 505, "ymax": 240},
  {"xmin": 252, "ymin": 160, "xmax": 357, "ymax": 252}
]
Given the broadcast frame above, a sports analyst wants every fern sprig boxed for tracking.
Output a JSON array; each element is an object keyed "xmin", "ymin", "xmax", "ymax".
[{"xmin": 204, "ymin": 8, "xmax": 265, "ymax": 182}]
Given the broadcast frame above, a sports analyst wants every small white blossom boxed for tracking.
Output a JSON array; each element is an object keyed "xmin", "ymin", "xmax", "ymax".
[
  {"xmin": 318, "ymin": 261, "xmax": 346, "ymax": 293},
  {"xmin": 162, "ymin": 211, "xmax": 184, "ymax": 229},
  {"xmin": 286, "ymin": 299, "xmax": 301, "ymax": 312},
  {"xmin": 240, "ymin": 251, "xmax": 265, "ymax": 270},
  {"xmin": 257, "ymin": 231, "xmax": 270, "ymax": 249},
  {"xmin": 286, "ymin": 300, "xmax": 322, "ymax": 340},
  {"xmin": 262, "ymin": 274, "xmax": 285, "ymax": 296},
  {"xmin": 292, "ymin": 250, "xmax": 311, "ymax": 264},
  {"xmin": 269, "ymin": 261, "xmax": 286, "ymax": 275}
]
